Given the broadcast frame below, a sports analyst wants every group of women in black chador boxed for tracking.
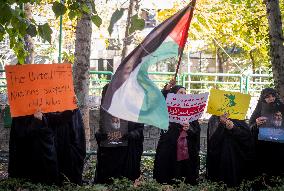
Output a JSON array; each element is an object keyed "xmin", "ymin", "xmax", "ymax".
[
  {"xmin": 8, "ymin": 107, "xmax": 86, "ymax": 185},
  {"xmin": 152, "ymin": 83, "xmax": 284, "ymax": 188},
  {"xmin": 8, "ymin": 80, "xmax": 284, "ymax": 188}
]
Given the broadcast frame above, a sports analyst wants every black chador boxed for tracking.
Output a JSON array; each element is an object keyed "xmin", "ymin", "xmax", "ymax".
[
  {"xmin": 153, "ymin": 85, "xmax": 200, "ymax": 185},
  {"xmin": 206, "ymin": 115, "xmax": 254, "ymax": 187},
  {"xmin": 249, "ymin": 88, "xmax": 284, "ymax": 176},
  {"xmin": 94, "ymin": 84, "xmax": 144, "ymax": 184},
  {"xmin": 8, "ymin": 109, "xmax": 86, "ymax": 185}
]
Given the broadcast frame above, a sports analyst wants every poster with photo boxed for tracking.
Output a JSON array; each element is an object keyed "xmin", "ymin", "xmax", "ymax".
[
  {"xmin": 258, "ymin": 103, "xmax": 284, "ymax": 143},
  {"xmin": 99, "ymin": 110, "xmax": 128, "ymax": 147}
]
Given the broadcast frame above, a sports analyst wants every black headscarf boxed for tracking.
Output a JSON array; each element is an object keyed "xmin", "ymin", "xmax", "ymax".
[
  {"xmin": 170, "ymin": 85, "xmax": 185, "ymax": 94},
  {"xmin": 249, "ymin": 88, "xmax": 283, "ymax": 126}
]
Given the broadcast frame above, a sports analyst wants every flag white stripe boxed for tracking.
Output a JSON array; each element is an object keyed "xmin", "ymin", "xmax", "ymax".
[{"xmin": 107, "ymin": 64, "xmax": 144, "ymax": 121}]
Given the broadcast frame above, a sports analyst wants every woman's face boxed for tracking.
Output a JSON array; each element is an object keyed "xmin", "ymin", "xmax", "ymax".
[
  {"xmin": 264, "ymin": 94, "xmax": 276, "ymax": 104},
  {"xmin": 177, "ymin": 88, "xmax": 186, "ymax": 95}
]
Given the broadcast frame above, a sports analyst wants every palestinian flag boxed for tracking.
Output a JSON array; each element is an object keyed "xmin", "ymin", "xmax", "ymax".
[{"xmin": 102, "ymin": 2, "xmax": 196, "ymax": 130}]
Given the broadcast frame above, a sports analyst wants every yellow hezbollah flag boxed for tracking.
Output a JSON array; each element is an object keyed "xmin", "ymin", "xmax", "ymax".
[{"xmin": 207, "ymin": 89, "xmax": 251, "ymax": 120}]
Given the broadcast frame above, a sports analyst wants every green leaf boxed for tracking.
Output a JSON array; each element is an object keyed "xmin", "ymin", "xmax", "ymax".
[
  {"xmin": 26, "ymin": 24, "xmax": 37, "ymax": 37},
  {"xmin": 108, "ymin": 9, "xmax": 124, "ymax": 35},
  {"xmin": 129, "ymin": 14, "xmax": 145, "ymax": 34},
  {"xmin": 38, "ymin": 23, "xmax": 53, "ymax": 43},
  {"xmin": 90, "ymin": 1, "xmax": 97, "ymax": 14},
  {"xmin": 196, "ymin": 15, "xmax": 209, "ymax": 30},
  {"xmin": 0, "ymin": 24, "xmax": 5, "ymax": 41},
  {"xmin": 69, "ymin": 2, "xmax": 80, "ymax": 10},
  {"xmin": 21, "ymin": 0, "xmax": 32, "ymax": 3},
  {"xmin": 91, "ymin": 15, "xmax": 102, "ymax": 28},
  {"xmin": 18, "ymin": 18, "xmax": 28, "ymax": 36},
  {"xmin": 11, "ymin": 17, "xmax": 20, "ymax": 29},
  {"xmin": 81, "ymin": 4, "xmax": 91, "ymax": 14},
  {"xmin": 0, "ymin": 4, "xmax": 13, "ymax": 25},
  {"xmin": 68, "ymin": 10, "xmax": 77, "ymax": 20},
  {"xmin": 13, "ymin": 40, "xmax": 27, "ymax": 64},
  {"xmin": 52, "ymin": 2, "xmax": 67, "ymax": 18}
]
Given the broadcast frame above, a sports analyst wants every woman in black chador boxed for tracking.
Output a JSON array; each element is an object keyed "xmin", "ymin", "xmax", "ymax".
[
  {"xmin": 45, "ymin": 108, "xmax": 86, "ymax": 185},
  {"xmin": 153, "ymin": 80, "xmax": 200, "ymax": 185},
  {"xmin": 9, "ymin": 106, "xmax": 86, "ymax": 185},
  {"xmin": 249, "ymin": 88, "xmax": 284, "ymax": 176},
  {"xmin": 94, "ymin": 84, "xmax": 144, "ymax": 184},
  {"xmin": 206, "ymin": 114, "xmax": 254, "ymax": 187}
]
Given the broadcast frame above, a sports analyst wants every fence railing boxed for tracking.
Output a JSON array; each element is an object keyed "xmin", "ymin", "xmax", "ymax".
[
  {"xmin": 182, "ymin": 73, "xmax": 244, "ymax": 94},
  {"xmin": 89, "ymin": 71, "xmax": 113, "ymax": 95},
  {"xmin": 0, "ymin": 70, "xmax": 272, "ymax": 96}
]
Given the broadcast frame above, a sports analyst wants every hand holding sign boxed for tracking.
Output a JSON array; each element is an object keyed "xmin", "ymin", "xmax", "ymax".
[
  {"xmin": 165, "ymin": 79, "xmax": 176, "ymax": 90},
  {"xmin": 220, "ymin": 113, "xmax": 234, "ymax": 130},
  {"xmin": 256, "ymin": 116, "xmax": 268, "ymax": 126},
  {"xmin": 34, "ymin": 108, "xmax": 43, "ymax": 121},
  {"xmin": 182, "ymin": 123, "xmax": 190, "ymax": 131}
]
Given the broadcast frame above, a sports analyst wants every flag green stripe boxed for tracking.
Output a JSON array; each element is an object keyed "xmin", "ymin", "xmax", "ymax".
[{"xmin": 136, "ymin": 40, "xmax": 179, "ymax": 129}]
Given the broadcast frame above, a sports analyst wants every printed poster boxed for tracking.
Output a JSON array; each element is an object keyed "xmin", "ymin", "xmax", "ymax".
[
  {"xmin": 166, "ymin": 92, "xmax": 209, "ymax": 124},
  {"xmin": 258, "ymin": 103, "xmax": 284, "ymax": 143},
  {"xmin": 207, "ymin": 88, "xmax": 251, "ymax": 120},
  {"xmin": 100, "ymin": 109, "xmax": 128, "ymax": 147}
]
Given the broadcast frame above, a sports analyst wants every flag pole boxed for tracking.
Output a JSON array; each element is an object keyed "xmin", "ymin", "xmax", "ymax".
[{"xmin": 174, "ymin": 0, "xmax": 197, "ymax": 80}]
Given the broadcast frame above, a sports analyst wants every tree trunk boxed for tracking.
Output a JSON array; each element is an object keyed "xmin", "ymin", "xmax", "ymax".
[
  {"xmin": 249, "ymin": 50, "xmax": 256, "ymax": 74},
  {"xmin": 265, "ymin": 0, "xmax": 284, "ymax": 99},
  {"xmin": 217, "ymin": 49, "xmax": 224, "ymax": 81},
  {"xmin": 120, "ymin": 0, "xmax": 135, "ymax": 61},
  {"xmin": 73, "ymin": 2, "xmax": 92, "ymax": 150},
  {"xmin": 24, "ymin": 3, "xmax": 35, "ymax": 64},
  {"xmin": 249, "ymin": 50, "xmax": 256, "ymax": 81}
]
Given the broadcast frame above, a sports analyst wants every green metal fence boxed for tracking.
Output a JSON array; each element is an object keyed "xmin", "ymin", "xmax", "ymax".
[
  {"xmin": 244, "ymin": 74, "xmax": 272, "ymax": 96},
  {"xmin": 89, "ymin": 71, "xmax": 113, "ymax": 95},
  {"xmin": 0, "ymin": 70, "xmax": 272, "ymax": 96},
  {"xmin": 0, "ymin": 70, "xmax": 6, "ymax": 93},
  {"xmin": 87, "ymin": 71, "xmax": 272, "ymax": 96},
  {"xmin": 148, "ymin": 72, "xmax": 181, "ymax": 89},
  {"xmin": 182, "ymin": 73, "xmax": 244, "ymax": 94}
]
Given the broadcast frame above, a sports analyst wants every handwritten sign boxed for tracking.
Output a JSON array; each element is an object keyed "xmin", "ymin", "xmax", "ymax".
[
  {"xmin": 207, "ymin": 89, "xmax": 251, "ymax": 120},
  {"xmin": 166, "ymin": 93, "xmax": 209, "ymax": 124},
  {"xmin": 5, "ymin": 64, "xmax": 77, "ymax": 117}
]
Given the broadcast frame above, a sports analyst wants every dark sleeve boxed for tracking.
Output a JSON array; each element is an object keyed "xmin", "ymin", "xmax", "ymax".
[
  {"xmin": 72, "ymin": 109, "xmax": 86, "ymax": 158},
  {"xmin": 95, "ymin": 107, "xmax": 107, "ymax": 143},
  {"xmin": 128, "ymin": 122, "xmax": 144, "ymax": 140},
  {"xmin": 189, "ymin": 120, "xmax": 201, "ymax": 135},
  {"xmin": 64, "ymin": 109, "xmax": 86, "ymax": 185},
  {"xmin": 13, "ymin": 116, "xmax": 48, "ymax": 137},
  {"xmin": 8, "ymin": 119, "xmax": 18, "ymax": 177},
  {"xmin": 228, "ymin": 124, "xmax": 251, "ymax": 142},
  {"xmin": 161, "ymin": 86, "xmax": 170, "ymax": 99},
  {"xmin": 227, "ymin": 120, "xmax": 254, "ymax": 150},
  {"xmin": 250, "ymin": 123, "xmax": 259, "ymax": 143},
  {"xmin": 188, "ymin": 120, "xmax": 201, "ymax": 152},
  {"xmin": 207, "ymin": 117, "xmax": 225, "ymax": 149},
  {"xmin": 249, "ymin": 102, "xmax": 262, "ymax": 127},
  {"xmin": 8, "ymin": 116, "xmax": 55, "ymax": 179},
  {"xmin": 31, "ymin": 117, "xmax": 47, "ymax": 129}
]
